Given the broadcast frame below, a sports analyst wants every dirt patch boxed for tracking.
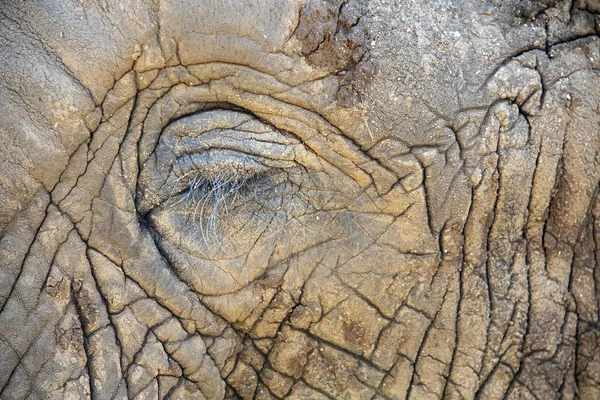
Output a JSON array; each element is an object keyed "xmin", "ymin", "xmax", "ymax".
[{"xmin": 290, "ymin": 0, "xmax": 375, "ymax": 106}]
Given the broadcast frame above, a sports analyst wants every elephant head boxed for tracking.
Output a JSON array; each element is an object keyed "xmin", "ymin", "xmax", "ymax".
[{"xmin": 1, "ymin": 0, "xmax": 599, "ymax": 399}]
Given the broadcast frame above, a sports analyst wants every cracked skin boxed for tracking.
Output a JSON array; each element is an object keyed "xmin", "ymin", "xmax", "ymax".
[{"xmin": 1, "ymin": 0, "xmax": 600, "ymax": 399}]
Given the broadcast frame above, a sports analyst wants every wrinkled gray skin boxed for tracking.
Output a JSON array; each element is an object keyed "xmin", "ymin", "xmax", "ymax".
[{"xmin": 1, "ymin": 0, "xmax": 600, "ymax": 399}]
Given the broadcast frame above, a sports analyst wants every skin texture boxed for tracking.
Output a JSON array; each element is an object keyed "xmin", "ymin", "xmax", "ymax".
[{"xmin": 0, "ymin": 0, "xmax": 599, "ymax": 399}]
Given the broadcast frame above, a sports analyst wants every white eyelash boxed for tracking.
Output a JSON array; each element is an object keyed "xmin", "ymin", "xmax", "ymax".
[{"xmin": 166, "ymin": 168, "xmax": 257, "ymax": 249}]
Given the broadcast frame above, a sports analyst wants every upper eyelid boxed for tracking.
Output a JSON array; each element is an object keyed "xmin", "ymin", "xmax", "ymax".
[
  {"xmin": 165, "ymin": 109, "xmax": 274, "ymax": 137},
  {"xmin": 160, "ymin": 109, "xmax": 300, "ymax": 160},
  {"xmin": 165, "ymin": 134, "xmax": 298, "ymax": 162}
]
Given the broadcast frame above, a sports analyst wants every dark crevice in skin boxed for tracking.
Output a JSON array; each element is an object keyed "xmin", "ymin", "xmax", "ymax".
[
  {"xmin": 0, "ymin": 348, "xmax": 22, "ymax": 400},
  {"xmin": 560, "ymin": 185, "xmax": 600, "ymax": 395},
  {"xmin": 1, "ymin": 322, "xmax": 58, "ymax": 400},
  {"xmin": 502, "ymin": 117, "xmax": 573, "ymax": 398},
  {"xmin": 100, "ymin": 86, "xmax": 140, "ymax": 124},
  {"xmin": 372, "ymin": 296, "xmax": 429, "ymax": 397},
  {"xmin": 425, "ymin": 242, "xmax": 445, "ymax": 288},
  {"xmin": 525, "ymin": 124, "xmax": 545, "ymax": 246},
  {"xmin": 290, "ymin": 325, "xmax": 389, "ymax": 378},
  {"xmin": 412, "ymin": 156, "xmax": 437, "ymax": 238},
  {"xmin": 352, "ymin": 299, "xmax": 392, "ymax": 361},
  {"xmin": 224, "ymin": 380, "xmax": 247, "ymax": 400},
  {"xmin": 474, "ymin": 348, "xmax": 512, "ymax": 399},
  {"xmin": 52, "ymin": 371, "xmax": 89, "ymax": 398},
  {"xmin": 516, "ymin": 102, "xmax": 535, "ymax": 144},
  {"xmin": 161, "ymin": 378, "xmax": 183, "ymax": 399},
  {"xmin": 283, "ymin": 2, "xmax": 304, "ymax": 49},
  {"xmin": 105, "ymin": 259, "xmax": 181, "ymax": 329},
  {"xmin": 485, "ymin": 334, "xmax": 521, "ymax": 398},
  {"xmin": 82, "ymin": 244, "xmax": 132, "ymax": 399},
  {"xmin": 254, "ymin": 363, "xmax": 289, "ymax": 400},
  {"xmin": 440, "ymin": 227, "xmax": 464, "ymax": 399},
  {"xmin": 497, "ymin": 286, "xmax": 520, "ymax": 351},
  {"xmin": 405, "ymin": 287, "xmax": 452, "ymax": 399},
  {"xmin": 247, "ymin": 254, "xmax": 322, "ymax": 339},
  {"xmin": 38, "ymin": 231, "xmax": 71, "ymax": 300},
  {"xmin": 478, "ymin": 161, "xmax": 533, "ymax": 396},
  {"xmin": 298, "ymin": 377, "xmax": 338, "ymax": 399},
  {"xmin": 398, "ymin": 300, "xmax": 435, "ymax": 323},
  {"xmin": 478, "ymin": 106, "xmax": 504, "ymax": 382},
  {"xmin": 55, "ymin": 94, "xmax": 135, "ymax": 220},
  {"xmin": 242, "ymin": 281, "xmax": 292, "ymax": 339},
  {"xmin": 339, "ymin": 277, "xmax": 393, "ymax": 326},
  {"xmin": 540, "ymin": 122, "xmax": 569, "ymax": 276},
  {"xmin": 0, "ymin": 144, "xmax": 54, "ymax": 238},
  {"xmin": 254, "ymin": 366, "xmax": 287, "ymax": 400},
  {"xmin": 552, "ymin": 269, "xmax": 578, "ymax": 391},
  {"xmin": 131, "ymin": 322, "xmax": 206, "ymax": 396},
  {"xmin": 52, "ymin": 139, "xmax": 92, "ymax": 205},
  {"xmin": 447, "ymin": 123, "xmax": 466, "ymax": 162},
  {"xmin": 0, "ymin": 198, "xmax": 51, "ymax": 315},
  {"xmin": 71, "ymin": 283, "xmax": 99, "ymax": 400},
  {"xmin": 132, "ymin": 378, "xmax": 157, "ymax": 400},
  {"xmin": 75, "ymin": 229, "xmax": 208, "ymax": 356},
  {"xmin": 125, "ymin": 330, "xmax": 153, "ymax": 398},
  {"xmin": 478, "ymin": 33, "xmax": 599, "ymax": 94},
  {"xmin": 533, "ymin": 55, "xmax": 550, "ymax": 109}
]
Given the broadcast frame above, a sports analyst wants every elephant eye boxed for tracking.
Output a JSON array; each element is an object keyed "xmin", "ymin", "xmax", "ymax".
[
  {"xmin": 132, "ymin": 101, "xmax": 382, "ymax": 293},
  {"xmin": 136, "ymin": 108, "xmax": 299, "ymax": 218}
]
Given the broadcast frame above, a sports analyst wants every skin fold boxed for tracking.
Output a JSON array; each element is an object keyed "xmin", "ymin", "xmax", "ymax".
[{"xmin": 0, "ymin": 0, "xmax": 599, "ymax": 398}]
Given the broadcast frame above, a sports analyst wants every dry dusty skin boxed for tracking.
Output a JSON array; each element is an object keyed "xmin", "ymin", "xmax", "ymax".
[{"xmin": 0, "ymin": 0, "xmax": 599, "ymax": 399}]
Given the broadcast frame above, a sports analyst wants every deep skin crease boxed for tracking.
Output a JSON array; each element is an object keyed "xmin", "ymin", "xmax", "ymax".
[{"xmin": 1, "ymin": 0, "xmax": 600, "ymax": 399}]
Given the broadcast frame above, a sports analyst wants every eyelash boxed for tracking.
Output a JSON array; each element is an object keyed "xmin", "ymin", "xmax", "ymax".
[{"xmin": 166, "ymin": 167, "xmax": 273, "ymax": 220}]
